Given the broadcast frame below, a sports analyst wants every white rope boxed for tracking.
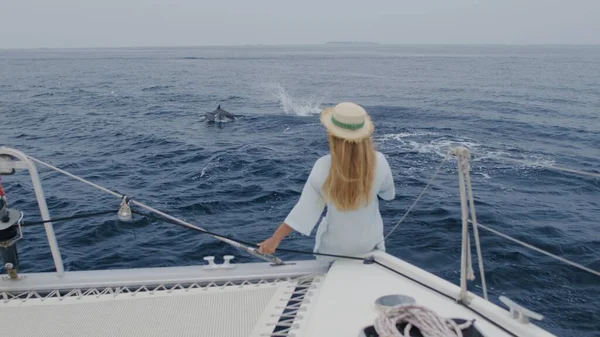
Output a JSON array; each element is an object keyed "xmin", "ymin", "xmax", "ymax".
[
  {"xmin": 262, "ymin": 277, "xmax": 316, "ymax": 337},
  {"xmin": 380, "ymin": 151, "xmax": 451, "ymax": 243},
  {"xmin": 495, "ymin": 156, "xmax": 600, "ymax": 179},
  {"xmin": 470, "ymin": 220, "xmax": 600, "ymax": 278},
  {"xmin": 456, "ymin": 152, "xmax": 474, "ymax": 301},
  {"xmin": 461, "ymin": 153, "xmax": 488, "ymax": 300},
  {"xmin": 374, "ymin": 305, "xmax": 472, "ymax": 337}
]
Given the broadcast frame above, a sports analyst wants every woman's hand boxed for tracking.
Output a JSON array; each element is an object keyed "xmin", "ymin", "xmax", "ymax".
[
  {"xmin": 258, "ymin": 223, "xmax": 293, "ymax": 254},
  {"xmin": 258, "ymin": 236, "xmax": 281, "ymax": 254}
]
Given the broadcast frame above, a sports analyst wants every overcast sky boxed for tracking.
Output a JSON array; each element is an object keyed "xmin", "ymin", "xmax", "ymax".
[{"xmin": 1, "ymin": 0, "xmax": 599, "ymax": 49}]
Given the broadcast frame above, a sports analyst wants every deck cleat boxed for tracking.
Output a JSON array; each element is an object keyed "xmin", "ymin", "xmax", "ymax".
[
  {"xmin": 203, "ymin": 255, "xmax": 236, "ymax": 269},
  {"xmin": 500, "ymin": 296, "xmax": 544, "ymax": 324}
]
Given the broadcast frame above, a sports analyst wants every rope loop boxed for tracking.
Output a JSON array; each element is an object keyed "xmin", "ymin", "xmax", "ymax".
[{"xmin": 374, "ymin": 305, "xmax": 473, "ymax": 337}]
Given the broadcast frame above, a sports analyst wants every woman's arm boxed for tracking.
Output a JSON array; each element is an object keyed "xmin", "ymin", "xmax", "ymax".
[
  {"xmin": 258, "ymin": 222, "xmax": 293, "ymax": 254},
  {"xmin": 258, "ymin": 157, "xmax": 327, "ymax": 254},
  {"xmin": 378, "ymin": 153, "xmax": 396, "ymax": 200}
]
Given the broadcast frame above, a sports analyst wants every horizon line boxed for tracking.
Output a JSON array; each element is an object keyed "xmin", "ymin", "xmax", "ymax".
[{"xmin": 2, "ymin": 42, "xmax": 600, "ymax": 51}]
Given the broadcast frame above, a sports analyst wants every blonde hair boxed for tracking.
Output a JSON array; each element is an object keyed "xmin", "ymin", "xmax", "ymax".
[{"xmin": 323, "ymin": 134, "xmax": 376, "ymax": 211}]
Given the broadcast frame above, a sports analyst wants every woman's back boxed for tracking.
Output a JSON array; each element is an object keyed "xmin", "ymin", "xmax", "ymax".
[
  {"xmin": 285, "ymin": 151, "xmax": 395, "ymax": 257},
  {"xmin": 310, "ymin": 151, "xmax": 395, "ymax": 207}
]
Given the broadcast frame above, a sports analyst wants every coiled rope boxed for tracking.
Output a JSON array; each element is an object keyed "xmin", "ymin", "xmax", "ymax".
[{"xmin": 374, "ymin": 305, "xmax": 472, "ymax": 337}]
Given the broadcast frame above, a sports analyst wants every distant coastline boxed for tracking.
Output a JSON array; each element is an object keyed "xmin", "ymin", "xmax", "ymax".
[{"xmin": 325, "ymin": 41, "xmax": 380, "ymax": 46}]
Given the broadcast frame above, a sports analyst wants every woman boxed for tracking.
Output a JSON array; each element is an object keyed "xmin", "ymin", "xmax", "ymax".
[{"xmin": 258, "ymin": 102, "xmax": 395, "ymax": 262}]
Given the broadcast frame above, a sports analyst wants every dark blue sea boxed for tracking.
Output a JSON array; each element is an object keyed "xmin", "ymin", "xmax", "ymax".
[{"xmin": 1, "ymin": 45, "xmax": 599, "ymax": 336}]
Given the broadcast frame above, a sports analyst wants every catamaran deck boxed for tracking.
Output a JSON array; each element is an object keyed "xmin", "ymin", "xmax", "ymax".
[
  {"xmin": 304, "ymin": 257, "xmax": 516, "ymax": 336},
  {"xmin": 0, "ymin": 260, "xmax": 326, "ymax": 337},
  {"xmin": 1, "ymin": 253, "xmax": 554, "ymax": 337}
]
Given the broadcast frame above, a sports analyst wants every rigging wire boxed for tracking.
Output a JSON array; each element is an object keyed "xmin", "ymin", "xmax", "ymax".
[{"xmin": 20, "ymin": 152, "xmax": 600, "ymax": 277}]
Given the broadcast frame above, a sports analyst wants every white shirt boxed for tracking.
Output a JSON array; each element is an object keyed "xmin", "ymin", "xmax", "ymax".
[{"xmin": 284, "ymin": 152, "xmax": 395, "ymax": 262}]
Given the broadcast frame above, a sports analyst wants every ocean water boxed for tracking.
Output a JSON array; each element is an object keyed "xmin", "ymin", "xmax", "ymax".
[{"xmin": 1, "ymin": 45, "xmax": 599, "ymax": 336}]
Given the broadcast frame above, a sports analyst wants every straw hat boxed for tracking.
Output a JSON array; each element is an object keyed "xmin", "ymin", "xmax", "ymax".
[{"xmin": 320, "ymin": 102, "xmax": 374, "ymax": 141}]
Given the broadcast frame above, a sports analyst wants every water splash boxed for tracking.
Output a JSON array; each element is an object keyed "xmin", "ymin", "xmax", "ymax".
[
  {"xmin": 376, "ymin": 132, "xmax": 558, "ymax": 170},
  {"xmin": 375, "ymin": 133, "xmax": 473, "ymax": 158},
  {"xmin": 267, "ymin": 82, "xmax": 322, "ymax": 116},
  {"xmin": 378, "ymin": 132, "xmax": 438, "ymax": 141}
]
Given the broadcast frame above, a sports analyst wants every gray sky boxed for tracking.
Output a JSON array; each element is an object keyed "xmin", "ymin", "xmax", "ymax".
[{"xmin": 1, "ymin": 0, "xmax": 599, "ymax": 49}]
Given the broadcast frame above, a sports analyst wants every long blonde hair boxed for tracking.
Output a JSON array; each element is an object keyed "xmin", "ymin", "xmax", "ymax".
[{"xmin": 323, "ymin": 133, "xmax": 376, "ymax": 211}]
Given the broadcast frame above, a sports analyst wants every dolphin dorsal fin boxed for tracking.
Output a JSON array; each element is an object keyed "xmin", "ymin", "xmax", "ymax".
[{"xmin": 217, "ymin": 104, "xmax": 221, "ymax": 109}]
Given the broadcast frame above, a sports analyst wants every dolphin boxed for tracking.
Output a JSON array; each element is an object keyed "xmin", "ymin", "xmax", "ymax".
[{"xmin": 205, "ymin": 105, "xmax": 236, "ymax": 122}]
